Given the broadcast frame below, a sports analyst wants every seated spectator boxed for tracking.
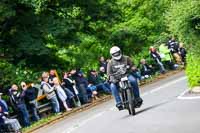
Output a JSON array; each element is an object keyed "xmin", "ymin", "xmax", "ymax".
[
  {"xmin": 87, "ymin": 84, "xmax": 98, "ymax": 100},
  {"xmin": 87, "ymin": 70, "xmax": 99, "ymax": 100},
  {"xmin": 159, "ymin": 43, "xmax": 175, "ymax": 70},
  {"xmin": 9, "ymin": 84, "xmax": 30, "ymax": 127},
  {"xmin": 130, "ymin": 66, "xmax": 142, "ymax": 81},
  {"xmin": 88, "ymin": 70, "xmax": 111, "ymax": 94},
  {"xmin": 41, "ymin": 72, "xmax": 60, "ymax": 114},
  {"xmin": 0, "ymin": 105, "xmax": 6, "ymax": 126},
  {"xmin": 49, "ymin": 70, "xmax": 57, "ymax": 87},
  {"xmin": 0, "ymin": 105, "xmax": 21, "ymax": 133},
  {"xmin": 178, "ymin": 42, "xmax": 187, "ymax": 65},
  {"xmin": 149, "ymin": 46, "xmax": 166, "ymax": 74},
  {"xmin": 71, "ymin": 69, "xmax": 89, "ymax": 104},
  {"xmin": 0, "ymin": 105, "xmax": 5, "ymax": 123},
  {"xmin": 63, "ymin": 72, "xmax": 78, "ymax": 97},
  {"xmin": 0, "ymin": 93, "xmax": 8, "ymax": 114},
  {"xmin": 53, "ymin": 77, "xmax": 72, "ymax": 112},
  {"xmin": 139, "ymin": 59, "xmax": 153, "ymax": 79},
  {"xmin": 99, "ymin": 67, "xmax": 110, "ymax": 89},
  {"xmin": 99, "ymin": 67, "xmax": 108, "ymax": 82},
  {"xmin": 20, "ymin": 82, "xmax": 40, "ymax": 122},
  {"xmin": 62, "ymin": 72, "xmax": 81, "ymax": 107},
  {"xmin": 99, "ymin": 56, "xmax": 107, "ymax": 72}
]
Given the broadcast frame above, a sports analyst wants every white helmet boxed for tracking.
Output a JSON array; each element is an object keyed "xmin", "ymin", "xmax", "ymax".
[{"xmin": 110, "ymin": 46, "xmax": 122, "ymax": 60}]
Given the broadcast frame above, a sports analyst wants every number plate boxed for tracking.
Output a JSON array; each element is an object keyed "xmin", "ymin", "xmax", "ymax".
[{"xmin": 121, "ymin": 77, "xmax": 128, "ymax": 81}]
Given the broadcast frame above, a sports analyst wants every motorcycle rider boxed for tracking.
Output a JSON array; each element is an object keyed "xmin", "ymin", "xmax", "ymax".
[{"xmin": 107, "ymin": 46, "xmax": 143, "ymax": 110}]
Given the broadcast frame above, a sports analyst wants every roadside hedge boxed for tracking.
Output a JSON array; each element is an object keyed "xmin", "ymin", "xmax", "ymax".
[{"xmin": 166, "ymin": 0, "xmax": 200, "ymax": 88}]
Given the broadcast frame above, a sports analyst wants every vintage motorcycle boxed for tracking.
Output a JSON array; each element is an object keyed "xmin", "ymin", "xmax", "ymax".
[{"xmin": 118, "ymin": 76, "xmax": 136, "ymax": 115}]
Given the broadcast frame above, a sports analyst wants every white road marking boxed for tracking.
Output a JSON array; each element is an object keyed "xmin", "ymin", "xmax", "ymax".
[
  {"xmin": 139, "ymin": 76, "xmax": 186, "ymax": 97},
  {"xmin": 149, "ymin": 76, "xmax": 187, "ymax": 94},
  {"xmin": 178, "ymin": 96, "xmax": 200, "ymax": 100},
  {"xmin": 177, "ymin": 89, "xmax": 200, "ymax": 100},
  {"xmin": 178, "ymin": 89, "xmax": 188, "ymax": 97}
]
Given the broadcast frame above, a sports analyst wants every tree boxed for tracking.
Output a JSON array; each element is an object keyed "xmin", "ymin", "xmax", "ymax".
[{"xmin": 166, "ymin": 0, "xmax": 200, "ymax": 88}]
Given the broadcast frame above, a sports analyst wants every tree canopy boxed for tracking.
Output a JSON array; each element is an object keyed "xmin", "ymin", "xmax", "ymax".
[{"xmin": 0, "ymin": 0, "xmax": 200, "ymax": 89}]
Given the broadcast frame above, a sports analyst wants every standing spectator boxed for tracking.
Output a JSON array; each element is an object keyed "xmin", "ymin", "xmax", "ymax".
[
  {"xmin": 149, "ymin": 46, "xmax": 166, "ymax": 74},
  {"xmin": 20, "ymin": 82, "xmax": 40, "ymax": 122},
  {"xmin": 0, "ymin": 105, "xmax": 21, "ymax": 133},
  {"xmin": 159, "ymin": 43, "xmax": 175, "ymax": 70},
  {"xmin": 9, "ymin": 84, "xmax": 30, "ymax": 127},
  {"xmin": 71, "ymin": 69, "xmax": 89, "ymax": 104},
  {"xmin": 139, "ymin": 59, "xmax": 153, "ymax": 79},
  {"xmin": 99, "ymin": 56, "xmax": 107, "ymax": 72},
  {"xmin": 49, "ymin": 70, "xmax": 56, "ymax": 87},
  {"xmin": 178, "ymin": 42, "xmax": 187, "ymax": 65},
  {"xmin": 62, "ymin": 72, "xmax": 81, "ymax": 107},
  {"xmin": 41, "ymin": 72, "xmax": 60, "ymax": 114},
  {"xmin": 53, "ymin": 77, "xmax": 72, "ymax": 112},
  {"xmin": 167, "ymin": 37, "xmax": 182, "ymax": 64},
  {"xmin": 167, "ymin": 36, "xmax": 179, "ymax": 53}
]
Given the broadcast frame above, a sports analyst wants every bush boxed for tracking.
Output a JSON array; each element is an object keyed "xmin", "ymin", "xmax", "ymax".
[
  {"xmin": 0, "ymin": 60, "xmax": 41, "ymax": 90},
  {"xmin": 186, "ymin": 46, "xmax": 200, "ymax": 88},
  {"xmin": 166, "ymin": 0, "xmax": 200, "ymax": 88},
  {"xmin": 0, "ymin": 60, "xmax": 16, "ymax": 90}
]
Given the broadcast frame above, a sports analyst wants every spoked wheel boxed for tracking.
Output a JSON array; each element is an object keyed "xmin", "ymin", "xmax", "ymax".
[{"xmin": 126, "ymin": 89, "xmax": 136, "ymax": 115}]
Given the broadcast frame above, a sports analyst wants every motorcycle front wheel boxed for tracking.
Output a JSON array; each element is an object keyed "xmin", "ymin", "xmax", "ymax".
[{"xmin": 126, "ymin": 88, "xmax": 136, "ymax": 115}]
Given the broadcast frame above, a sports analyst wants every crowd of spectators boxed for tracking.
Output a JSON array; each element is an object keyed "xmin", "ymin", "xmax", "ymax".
[{"xmin": 0, "ymin": 37, "xmax": 187, "ymax": 132}]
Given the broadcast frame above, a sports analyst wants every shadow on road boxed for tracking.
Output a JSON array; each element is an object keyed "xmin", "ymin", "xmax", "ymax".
[
  {"xmin": 120, "ymin": 100, "xmax": 172, "ymax": 119},
  {"xmin": 136, "ymin": 100, "xmax": 171, "ymax": 115}
]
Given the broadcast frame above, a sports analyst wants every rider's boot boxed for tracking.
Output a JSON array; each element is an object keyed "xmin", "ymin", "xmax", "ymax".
[
  {"xmin": 134, "ymin": 97, "xmax": 143, "ymax": 108},
  {"xmin": 116, "ymin": 103, "xmax": 123, "ymax": 111}
]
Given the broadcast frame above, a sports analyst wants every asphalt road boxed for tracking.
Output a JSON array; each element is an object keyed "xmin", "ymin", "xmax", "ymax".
[{"xmin": 34, "ymin": 71, "xmax": 200, "ymax": 133}]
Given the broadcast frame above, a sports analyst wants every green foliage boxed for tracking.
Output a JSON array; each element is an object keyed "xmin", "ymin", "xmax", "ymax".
[
  {"xmin": 0, "ymin": 1, "xmax": 15, "ymax": 23},
  {"xmin": 0, "ymin": 60, "xmax": 41, "ymax": 90},
  {"xmin": 130, "ymin": 47, "xmax": 151, "ymax": 66},
  {"xmin": 166, "ymin": 0, "xmax": 200, "ymax": 43},
  {"xmin": 186, "ymin": 51, "xmax": 200, "ymax": 88},
  {"xmin": 166, "ymin": 0, "xmax": 200, "ymax": 87},
  {"xmin": 0, "ymin": 60, "xmax": 16, "ymax": 89},
  {"xmin": 1, "ymin": 0, "xmax": 199, "ymax": 89}
]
